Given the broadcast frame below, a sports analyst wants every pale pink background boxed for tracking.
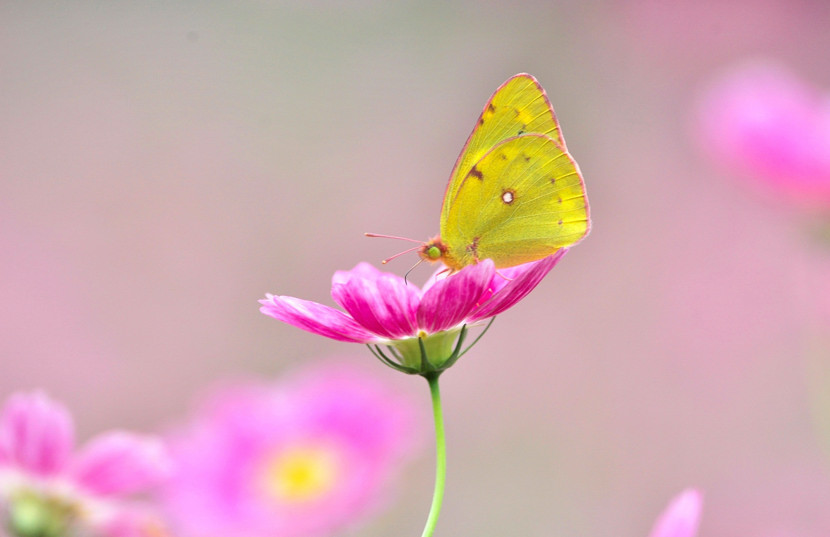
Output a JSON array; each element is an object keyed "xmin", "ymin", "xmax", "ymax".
[{"xmin": 2, "ymin": 1, "xmax": 830, "ymax": 536}]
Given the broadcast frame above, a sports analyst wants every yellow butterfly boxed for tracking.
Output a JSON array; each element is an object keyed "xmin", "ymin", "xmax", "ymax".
[
  {"xmin": 370, "ymin": 74, "xmax": 590, "ymax": 272},
  {"xmin": 422, "ymin": 73, "xmax": 589, "ymax": 271}
]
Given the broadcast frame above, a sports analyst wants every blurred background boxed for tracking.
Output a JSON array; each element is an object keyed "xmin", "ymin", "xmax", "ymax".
[{"xmin": 3, "ymin": 1, "xmax": 830, "ymax": 535}]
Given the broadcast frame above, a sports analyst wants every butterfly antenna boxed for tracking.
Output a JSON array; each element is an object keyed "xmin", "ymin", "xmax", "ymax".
[
  {"xmin": 379, "ymin": 245, "xmax": 422, "ymax": 265},
  {"xmin": 365, "ymin": 232, "xmax": 425, "ymax": 265},
  {"xmin": 364, "ymin": 232, "xmax": 423, "ymax": 244}
]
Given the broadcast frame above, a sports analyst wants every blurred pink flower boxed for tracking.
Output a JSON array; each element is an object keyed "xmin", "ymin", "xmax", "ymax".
[
  {"xmin": 161, "ymin": 363, "xmax": 421, "ymax": 537},
  {"xmin": 0, "ymin": 391, "xmax": 171, "ymax": 537},
  {"xmin": 648, "ymin": 489, "xmax": 703, "ymax": 537},
  {"xmin": 696, "ymin": 60, "xmax": 830, "ymax": 206}
]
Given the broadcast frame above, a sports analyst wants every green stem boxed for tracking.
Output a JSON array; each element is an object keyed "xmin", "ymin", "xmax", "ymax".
[{"xmin": 421, "ymin": 372, "xmax": 447, "ymax": 537}]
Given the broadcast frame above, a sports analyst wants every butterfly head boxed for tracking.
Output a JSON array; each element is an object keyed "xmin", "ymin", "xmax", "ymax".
[
  {"xmin": 419, "ymin": 236, "xmax": 467, "ymax": 272},
  {"xmin": 419, "ymin": 236, "xmax": 446, "ymax": 264}
]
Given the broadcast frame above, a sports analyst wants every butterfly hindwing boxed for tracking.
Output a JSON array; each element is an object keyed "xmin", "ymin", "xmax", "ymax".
[
  {"xmin": 441, "ymin": 134, "xmax": 588, "ymax": 268},
  {"xmin": 441, "ymin": 74, "xmax": 565, "ymax": 227}
]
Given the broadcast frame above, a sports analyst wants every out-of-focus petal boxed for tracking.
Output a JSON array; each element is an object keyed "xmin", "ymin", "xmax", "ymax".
[
  {"xmin": 259, "ymin": 295, "xmax": 380, "ymax": 343},
  {"xmin": 98, "ymin": 505, "xmax": 170, "ymax": 537},
  {"xmin": 286, "ymin": 363, "xmax": 421, "ymax": 461},
  {"xmin": 696, "ymin": 60, "xmax": 830, "ymax": 205},
  {"xmin": 417, "ymin": 260, "xmax": 495, "ymax": 333},
  {"xmin": 0, "ymin": 391, "xmax": 74, "ymax": 476},
  {"xmin": 331, "ymin": 263, "xmax": 420, "ymax": 339},
  {"xmin": 160, "ymin": 363, "xmax": 422, "ymax": 537},
  {"xmin": 648, "ymin": 489, "xmax": 703, "ymax": 537},
  {"xmin": 72, "ymin": 432, "xmax": 171, "ymax": 497},
  {"xmin": 468, "ymin": 250, "xmax": 567, "ymax": 322}
]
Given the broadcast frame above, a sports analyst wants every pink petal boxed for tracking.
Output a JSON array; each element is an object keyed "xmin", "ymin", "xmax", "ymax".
[
  {"xmin": 331, "ymin": 262, "xmax": 386, "ymax": 287},
  {"xmin": 159, "ymin": 364, "xmax": 422, "ymax": 537},
  {"xmin": 468, "ymin": 251, "xmax": 567, "ymax": 322},
  {"xmin": 0, "ymin": 391, "xmax": 74, "ymax": 476},
  {"xmin": 259, "ymin": 294, "xmax": 380, "ymax": 343},
  {"xmin": 419, "ymin": 265, "xmax": 448, "ymax": 295},
  {"xmin": 697, "ymin": 61, "xmax": 830, "ymax": 204},
  {"xmin": 285, "ymin": 363, "xmax": 422, "ymax": 461},
  {"xmin": 98, "ymin": 505, "xmax": 169, "ymax": 537},
  {"xmin": 648, "ymin": 489, "xmax": 703, "ymax": 537},
  {"xmin": 72, "ymin": 431, "xmax": 171, "ymax": 497},
  {"xmin": 330, "ymin": 263, "xmax": 420, "ymax": 339},
  {"xmin": 417, "ymin": 260, "xmax": 495, "ymax": 333}
]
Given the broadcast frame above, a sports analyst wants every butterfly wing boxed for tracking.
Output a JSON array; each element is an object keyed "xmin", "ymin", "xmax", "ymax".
[
  {"xmin": 441, "ymin": 74, "xmax": 566, "ymax": 227},
  {"xmin": 440, "ymin": 134, "xmax": 589, "ymax": 269}
]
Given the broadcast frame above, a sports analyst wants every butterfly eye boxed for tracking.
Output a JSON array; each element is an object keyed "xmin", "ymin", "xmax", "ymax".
[{"xmin": 426, "ymin": 246, "xmax": 442, "ymax": 260}]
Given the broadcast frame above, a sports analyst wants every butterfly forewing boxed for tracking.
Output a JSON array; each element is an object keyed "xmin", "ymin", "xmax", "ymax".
[
  {"xmin": 441, "ymin": 74, "xmax": 565, "ymax": 226},
  {"xmin": 441, "ymin": 134, "xmax": 588, "ymax": 268}
]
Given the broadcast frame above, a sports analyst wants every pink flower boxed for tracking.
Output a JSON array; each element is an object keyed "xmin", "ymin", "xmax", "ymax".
[
  {"xmin": 260, "ymin": 251, "xmax": 567, "ymax": 373},
  {"xmin": 695, "ymin": 60, "xmax": 830, "ymax": 206},
  {"xmin": 0, "ymin": 391, "xmax": 171, "ymax": 537},
  {"xmin": 160, "ymin": 363, "xmax": 420, "ymax": 537},
  {"xmin": 648, "ymin": 489, "xmax": 703, "ymax": 537}
]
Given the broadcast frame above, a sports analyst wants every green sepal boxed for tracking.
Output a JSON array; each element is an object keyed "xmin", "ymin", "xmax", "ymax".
[{"xmin": 366, "ymin": 317, "xmax": 496, "ymax": 377}]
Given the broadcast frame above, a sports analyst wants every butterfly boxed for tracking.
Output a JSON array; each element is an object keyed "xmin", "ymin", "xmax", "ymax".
[{"xmin": 370, "ymin": 74, "xmax": 590, "ymax": 272}]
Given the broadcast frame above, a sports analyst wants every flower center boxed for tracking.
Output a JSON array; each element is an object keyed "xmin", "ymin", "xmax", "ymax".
[{"xmin": 263, "ymin": 444, "xmax": 340, "ymax": 503}]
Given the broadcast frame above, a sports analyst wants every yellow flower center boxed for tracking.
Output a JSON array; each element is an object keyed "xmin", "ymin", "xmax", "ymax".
[{"xmin": 263, "ymin": 444, "xmax": 340, "ymax": 503}]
